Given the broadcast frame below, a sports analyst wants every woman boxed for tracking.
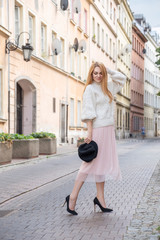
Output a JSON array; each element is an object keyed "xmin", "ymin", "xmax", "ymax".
[{"xmin": 63, "ymin": 62, "xmax": 126, "ymax": 215}]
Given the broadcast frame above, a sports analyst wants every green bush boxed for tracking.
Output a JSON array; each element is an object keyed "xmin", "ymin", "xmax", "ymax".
[
  {"xmin": 0, "ymin": 133, "xmax": 15, "ymax": 143},
  {"xmin": 31, "ymin": 132, "xmax": 56, "ymax": 139},
  {"xmin": 10, "ymin": 133, "xmax": 34, "ymax": 140}
]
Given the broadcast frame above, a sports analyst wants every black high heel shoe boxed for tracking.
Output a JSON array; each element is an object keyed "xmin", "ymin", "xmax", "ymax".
[
  {"xmin": 93, "ymin": 197, "xmax": 113, "ymax": 213},
  {"xmin": 62, "ymin": 195, "xmax": 78, "ymax": 215}
]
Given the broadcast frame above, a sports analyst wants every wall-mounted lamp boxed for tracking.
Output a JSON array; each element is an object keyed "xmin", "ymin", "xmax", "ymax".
[{"xmin": 5, "ymin": 32, "xmax": 34, "ymax": 62}]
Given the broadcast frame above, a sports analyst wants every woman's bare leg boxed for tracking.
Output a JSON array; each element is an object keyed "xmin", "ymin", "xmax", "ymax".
[
  {"xmin": 69, "ymin": 180, "xmax": 84, "ymax": 210},
  {"xmin": 96, "ymin": 182, "xmax": 106, "ymax": 208}
]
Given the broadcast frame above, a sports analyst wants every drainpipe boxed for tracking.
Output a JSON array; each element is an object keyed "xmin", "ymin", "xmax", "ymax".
[{"xmin": 7, "ymin": 0, "xmax": 10, "ymax": 133}]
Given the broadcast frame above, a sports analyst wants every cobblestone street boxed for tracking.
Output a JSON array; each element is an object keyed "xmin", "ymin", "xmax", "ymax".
[{"xmin": 0, "ymin": 139, "xmax": 160, "ymax": 240}]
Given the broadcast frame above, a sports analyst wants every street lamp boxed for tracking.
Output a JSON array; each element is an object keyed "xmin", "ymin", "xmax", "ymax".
[{"xmin": 5, "ymin": 32, "xmax": 33, "ymax": 62}]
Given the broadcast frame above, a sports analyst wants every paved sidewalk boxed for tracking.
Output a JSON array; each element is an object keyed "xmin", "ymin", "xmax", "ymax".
[{"xmin": 123, "ymin": 161, "xmax": 160, "ymax": 240}]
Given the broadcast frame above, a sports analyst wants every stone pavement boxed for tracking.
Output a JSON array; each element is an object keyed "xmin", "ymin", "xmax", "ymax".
[
  {"xmin": 123, "ymin": 161, "xmax": 160, "ymax": 240},
  {"xmin": 0, "ymin": 138, "xmax": 160, "ymax": 240}
]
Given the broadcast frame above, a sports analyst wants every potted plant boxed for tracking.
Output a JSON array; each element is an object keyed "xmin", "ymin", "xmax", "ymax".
[
  {"xmin": 31, "ymin": 132, "xmax": 57, "ymax": 155},
  {"xmin": 12, "ymin": 134, "xmax": 39, "ymax": 159},
  {"xmin": 0, "ymin": 133, "xmax": 14, "ymax": 164},
  {"xmin": 77, "ymin": 137, "xmax": 85, "ymax": 147}
]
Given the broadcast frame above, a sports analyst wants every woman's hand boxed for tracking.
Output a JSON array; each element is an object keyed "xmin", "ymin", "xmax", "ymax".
[{"xmin": 85, "ymin": 132, "xmax": 92, "ymax": 144}]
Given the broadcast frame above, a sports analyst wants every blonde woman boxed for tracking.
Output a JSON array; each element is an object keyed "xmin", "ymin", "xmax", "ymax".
[{"xmin": 63, "ymin": 62, "xmax": 126, "ymax": 215}]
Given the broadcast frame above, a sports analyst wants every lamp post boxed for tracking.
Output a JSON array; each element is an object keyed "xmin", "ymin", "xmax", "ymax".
[{"xmin": 5, "ymin": 31, "xmax": 33, "ymax": 62}]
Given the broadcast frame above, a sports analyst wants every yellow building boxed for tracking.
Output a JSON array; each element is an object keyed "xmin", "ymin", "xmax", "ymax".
[{"xmin": 116, "ymin": 0, "xmax": 133, "ymax": 138}]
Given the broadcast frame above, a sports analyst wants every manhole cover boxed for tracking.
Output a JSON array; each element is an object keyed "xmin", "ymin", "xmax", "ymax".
[{"xmin": 0, "ymin": 210, "xmax": 14, "ymax": 217}]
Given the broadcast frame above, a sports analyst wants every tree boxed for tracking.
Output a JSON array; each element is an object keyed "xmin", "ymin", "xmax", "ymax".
[
  {"xmin": 155, "ymin": 47, "xmax": 160, "ymax": 96},
  {"xmin": 155, "ymin": 47, "xmax": 160, "ymax": 70}
]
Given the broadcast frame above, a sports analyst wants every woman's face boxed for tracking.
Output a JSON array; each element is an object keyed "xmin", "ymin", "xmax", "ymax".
[{"xmin": 92, "ymin": 66, "xmax": 103, "ymax": 83}]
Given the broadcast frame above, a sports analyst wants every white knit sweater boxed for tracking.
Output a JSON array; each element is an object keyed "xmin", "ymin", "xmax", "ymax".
[{"xmin": 81, "ymin": 69, "xmax": 126, "ymax": 128}]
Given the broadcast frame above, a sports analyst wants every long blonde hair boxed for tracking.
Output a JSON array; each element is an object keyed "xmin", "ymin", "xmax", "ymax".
[{"xmin": 84, "ymin": 62, "xmax": 113, "ymax": 103}]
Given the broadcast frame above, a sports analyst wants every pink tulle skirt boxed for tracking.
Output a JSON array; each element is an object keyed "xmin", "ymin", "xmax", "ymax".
[{"xmin": 76, "ymin": 125, "xmax": 122, "ymax": 182}]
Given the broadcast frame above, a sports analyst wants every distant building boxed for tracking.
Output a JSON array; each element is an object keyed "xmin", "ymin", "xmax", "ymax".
[{"xmin": 130, "ymin": 19, "xmax": 147, "ymax": 137}]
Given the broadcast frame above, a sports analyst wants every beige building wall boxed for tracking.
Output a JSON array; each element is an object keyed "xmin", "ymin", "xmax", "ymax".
[
  {"xmin": 0, "ymin": 0, "xmax": 10, "ymax": 132},
  {"xmin": 5, "ymin": 0, "xmax": 90, "ymax": 144}
]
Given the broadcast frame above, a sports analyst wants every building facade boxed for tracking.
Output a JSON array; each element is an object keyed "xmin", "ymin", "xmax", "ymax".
[
  {"xmin": 116, "ymin": 0, "xmax": 133, "ymax": 139},
  {"xmin": 130, "ymin": 20, "xmax": 147, "ymax": 137},
  {"xmin": 135, "ymin": 14, "xmax": 160, "ymax": 137},
  {"xmin": 1, "ymin": 0, "xmax": 92, "ymax": 144}
]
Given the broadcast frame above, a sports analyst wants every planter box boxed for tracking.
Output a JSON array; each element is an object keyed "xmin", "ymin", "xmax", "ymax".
[
  {"xmin": 12, "ymin": 139, "xmax": 39, "ymax": 159},
  {"xmin": 0, "ymin": 142, "xmax": 12, "ymax": 164},
  {"xmin": 39, "ymin": 138, "xmax": 57, "ymax": 155},
  {"xmin": 77, "ymin": 140, "xmax": 85, "ymax": 147}
]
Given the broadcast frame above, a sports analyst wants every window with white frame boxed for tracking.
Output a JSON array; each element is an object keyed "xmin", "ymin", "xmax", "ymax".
[
  {"xmin": 77, "ymin": 100, "xmax": 81, "ymax": 126},
  {"xmin": 84, "ymin": 9, "xmax": 87, "ymax": 34},
  {"xmin": 109, "ymin": 38, "xmax": 112, "ymax": 57},
  {"xmin": 0, "ymin": 0, "xmax": 3, "ymax": 25},
  {"xmin": 92, "ymin": 17, "xmax": 95, "ymax": 38},
  {"xmin": 41, "ymin": 23, "xmax": 47, "ymax": 57},
  {"xmin": 113, "ymin": 8, "xmax": 116, "ymax": 24},
  {"xmin": 34, "ymin": 0, "xmax": 39, "ymax": 10},
  {"xmin": 70, "ymin": 0, "xmax": 74, "ymax": 21},
  {"xmin": 70, "ymin": 48, "xmax": 75, "ymax": 75},
  {"xmin": 0, "ymin": 69, "xmax": 2, "ymax": 117},
  {"xmin": 70, "ymin": 98, "xmax": 74, "ymax": 126},
  {"xmin": 60, "ymin": 37, "xmax": 65, "ymax": 69},
  {"xmin": 97, "ymin": 23, "xmax": 100, "ymax": 45},
  {"xmin": 102, "ymin": 29, "xmax": 104, "ymax": 49},
  {"xmin": 28, "ymin": 13, "xmax": 35, "ymax": 49},
  {"xmin": 106, "ymin": 34, "xmax": 108, "ymax": 53},
  {"xmin": 106, "ymin": 0, "xmax": 109, "ymax": 13},
  {"xmin": 52, "ymin": 31, "xmax": 57, "ymax": 65},
  {"xmin": 15, "ymin": 2, "xmax": 23, "ymax": 41},
  {"xmin": 113, "ymin": 42, "xmax": 115, "ymax": 60},
  {"xmin": 84, "ymin": 56, "xmax": 87, "ymax": 81},
  {"xmin": 78, "ymin": 12, "xmax": 81, "ymax": 27},
  {"xmin": 77, "ymin": 52, "xmax": 81, "ymax": 79},
  {"xmin": 110, "ymin": 2, "xmax": 112, "ymax": 19}
]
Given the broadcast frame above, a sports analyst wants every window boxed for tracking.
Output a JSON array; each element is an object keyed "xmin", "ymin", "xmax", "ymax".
[
  {"xmin": 52, "ymin": 31, "xmax": 57, "ymax": 65},
  {"xmin": 77, "ymin": 52, "xmax": 81, "ymax": 78},
  {"xmin": 97, "ymin": 23, "xmax": 100, "ymax": 45},
  {"xmin": 106, "ymin": 34, "xmax": 108, "ymax": 53},
  {"xmin": 70, "ymin": 98, "xmax": 74, "ymax": 126},
  {"xmin": 0, "ymin": 70, "xmax": 2, "ymax": 116},
  {"xmin": 113, "ymin": 42, "xmax": 115, "ymax": 60},
  {"xmin": 113, "ymin": 8, "xmax": 116, "ymax": 24},
  {"xmin": 28, "ymin": 13, "xmax": 35, "ymax": 49},
  {"xmin": 41, "ymin": 23, "xmax": 46, "ymax": 57},
  {"xmin": 106, "ymin": 0, "xmax": 109, "ymax": 13},
  {"xmin": 53, "ymin": 98, "xmax": 56, "ymax": 113},
  {"xmin": 84, "ymin": 9, "xmax": 87, "ymax": 34},
  {"xmin": 70, "ymin": 48, "xmax": 75, "ymax": 74},
  {"xmin": 77, "ymin": 100, "xmax": 81, "ymax": 126},
  {"xmin": 83, "ymin": 56, "xmax": 87, "ymax": 81},
  {"xmin": 92, "ymin": 17, "xmax": 95, "ymax": 37},
  {"xmin": 109, "ymin": 38, "xmax": 112, "ymax": 57},
  {"xmin": 110, "ymin": 2, "xmax": 112, "ymax": 19},
  {"xmin": 78, "ymin": 12, "xmax": 81, "ymax": 27},
  {"xmin": 34, "ymin": 0, "xmax": 39, "ymax": 10},
  {"xmin": 70, "ymin": 0, "xmax": 74, "ymax": 20},
  {"xmin": 102, "ymin": 29, "xmax": 104, "ymax": 49},
  {"xmin": 15, "ymin": 4, "xmax": 22, "ymax": 40},
  {"xmin": 60, "ymin": 38, "xmax": 65, "ymax": 69},
  {"xmin": 0, "ymin": 0, "xmax": 3, "ymax": 25}
]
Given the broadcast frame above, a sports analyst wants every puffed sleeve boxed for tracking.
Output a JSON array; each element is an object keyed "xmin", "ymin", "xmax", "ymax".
[
  {"xmin": 107, "ymin": 68, "xmax": 126, "ymax": 95},
  {"xmin": 81, "ymin": 85, "xmax": 97, "ymax": 122}
]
